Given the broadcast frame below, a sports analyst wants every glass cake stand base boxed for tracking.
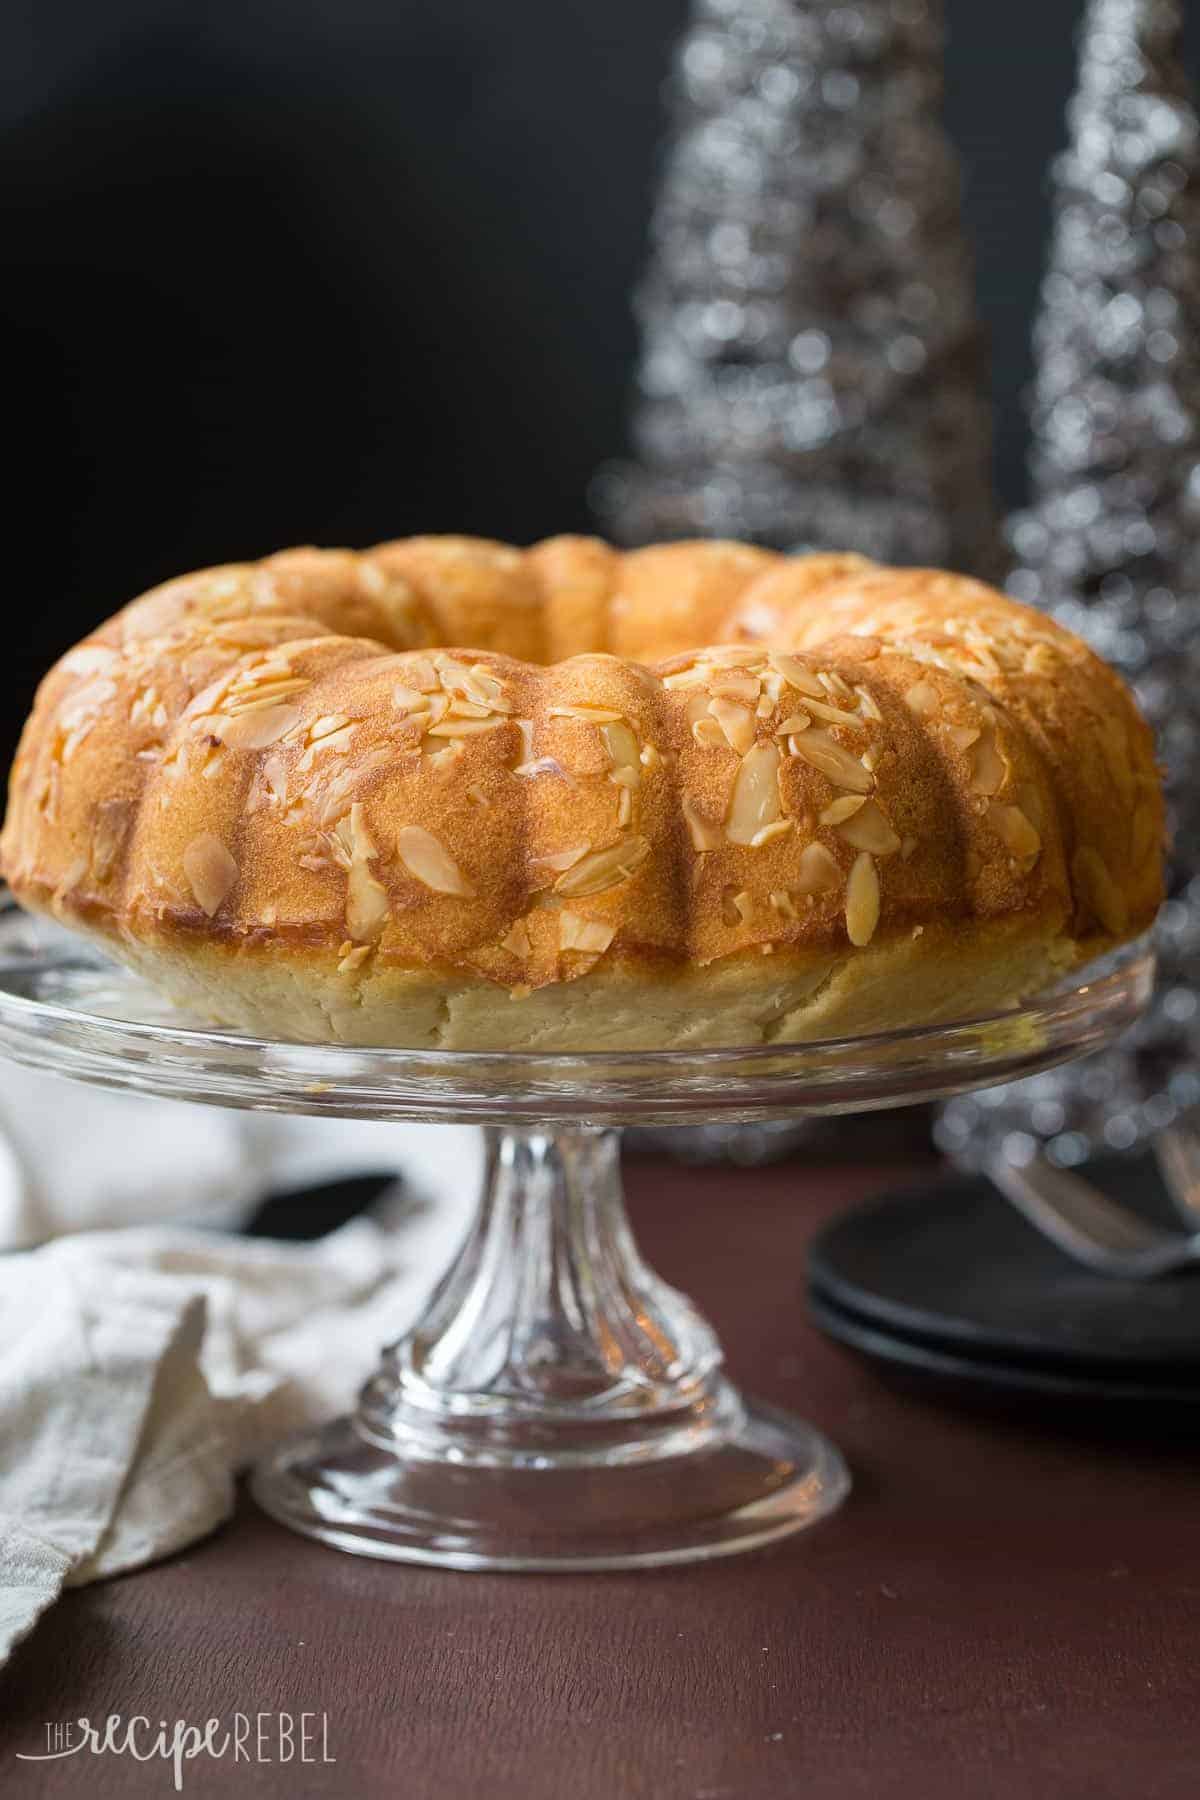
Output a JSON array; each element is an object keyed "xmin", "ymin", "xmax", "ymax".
[
  {"xmin": 252, "ymin": 1127, "xmax": 848, "ymax": 1570},
  {"xmin": 0, "ymin": 908, "xmax": 1154, "ymax": 1571},
  {"xmin": 256, "ymin": 1390, "xmax": 847, "ymax": 1571}
]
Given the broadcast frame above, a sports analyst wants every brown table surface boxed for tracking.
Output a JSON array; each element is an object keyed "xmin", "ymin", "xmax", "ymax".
[{"xmin": 3, "ymin": 1151, "xmax": 1199, "ymax": 1799}]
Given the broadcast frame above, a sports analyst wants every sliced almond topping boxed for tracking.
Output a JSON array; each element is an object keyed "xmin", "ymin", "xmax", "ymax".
[
  {"xmin": 616, "ymin": 787, "xmax": 633, "ymax": 827},
  {"xmin": 52, "ymin": 855, "xmax": 88, "ymax": 904},
  {"xmin": 535, "ymin": 845, "xmax": 590, "ymax": 873},
  {"xmin": 260, "ymin": 753, "xmax": 287, "ymax": 808},
  {"xmin": 775, "ymin": 712, "xmax": 812, "ymax": 735},
  {"xmin": 335, "ymin": 804, "xmax": 391, "ymax": 939},
  {"xmin": 393, "ymin": 686, "xmax": 448, "ymax": 732},
  {"xmin": 129, "ymin": 683, "xmax": 158, "ymax": 725},
  {"xmin": 722, "ymin": 886, "xmax": 753, "ymax": 926},
  {"xmin": 396, "ymin": 824, "xmax": 475, "ymax": 897},
  {"xmin": 464, "ymin": 665, "xmax": 513, "ymax": 712},
  {"xmin": 548, "ymin": 704, "xmax": 625, "ymax": 723},
  {"xmin": 708, "ymin": 670, "xmax": 760, "ymax": 703},
  {"xmin": 767, "ymin": 652, "xmax": 824, "ymax": 698},
  {"xmin": 58, "ymin": 717, "xmax": 97, "ymax": 762},
  {"xmin": 559, "ymin": 912, "xmax": 616, "ymax": 954},
  {"xmin": 836, "ymin": 799, "xmax": 902, "ymax": 857},
  {"xmin": 820, "ymin": 795, "xmax": 868, "ymax": 826},
  {"xmin": 1024, "ymin": 642, "xmax": 1058, "ymax": 677},
  {"xmin": 726, "ymin": 741, "xmax": 783, "ymax": 845},
  {"xmin": 855, "ymin": 685, "xmax": 884, "ymax": 724},
  {"xmin": 406, "ymin": 656, "xmax": 439, "ymax": 693},
  {"xmin": 820, "ymin": 669, "xmax": 856, "ymax": 703},
  {"xmin": 182, "ymin": 833, "xmax": 238, "ymax": 917},
  {"xmin": 513, "ymin": 755, "xmax": 579, "ymax": 785},
  {"xmin": 601, "ymin": 720, "xmax": 641, "ymax": 785},
  {"xmin": 425, "ymin": 717, "xmax": 507, "ymax": 738},
  {"xmin": 662, "ymin": 664, "xmax": 708, "ymax": 690},
  {"xmin": 794, "ymin": 842, "xmax": 843, "ymax": 895},
  {"xmin": 904, "ymin": 681, "xmax": 940, "ymax": 717},
  {"xmin": 750, "ymin": 819, "xmax": 793, "ymax": 848},
  {"xmin": 432, "ymin": 655, "xmax": 477, "ymax": 693},
  {"xmin": 969, "ymin": 729, "xmax": 1007, "ymax": 797},
  {"xmin": 35, "ymin": 761, "xmax": 62, "ymax": 822},
  {"xmin": 640, "ymin": 743, "xmax": 662, "ymax": 770},
  {"xmin": 1072, "ymin": 846, "xmax": 1127, "ymax": 934},
  {"xmin": 59, "ymin": 676, "xmax": 116, "ymax": 730},
  {"xmin": 708, "ymin": 697, "xmax": 758, "ymax": 755},
  {"xmin": 309, "ymin": 713, "xmax": 354, "ymax": 741},
  {"xmin": 789, "ymin": 728, "xmax": 874, "ymax": 794},
  {"xmin": 218, "ymin": 703, "xmax": 303, "ymax": 750},
  {"xmin": 91, "ymin": 798, "xmax": 131, "ymax": 881},
  {"xmin": 466, "ymin": 783, "xmax": 490, "ymax": 808},
  {"xmin": 62, "ymin": 644, "xmax": 120, "ymax": 678},
  {"xmin": 222, "ymin": 685, "xmax": 309, "ymax": 721},
  {"xmin": 692, "ymin": 717, "xmax": 728, "ymax": 749},
  {"xmin": 947, "ymin": 722, "xmax": 982, "ymax": 752},
  {"xmin": 392, "ymin": 683, "xmax": 429, "ymax": 713},
  {"xmin": 988, "ymin": 802, "xmax": 1041, "ymax": 863},
  {"xmin": 224, "ymin": 678, "xmax": 310, "ymax": 716},
  {"xmin": 900, "ymin": 836, "xmax": 918, "ymax": 861},
  {"xmin": 500, "ymin": 917, "xmax": 533, "ymax": 958},
  {"xmin": 446, "ymin": 697, "xmax": 492, "ymax": 719},
  {"xmin": 338, "ymin": 943, "xmax": 372, "ymax": 974},
  {"xmin": 845, "ymin": 851, "xmax": 881, "ymax": 947},
  {"xmin": 554, "ymin": 835, "xmax": 650, "ymax": 897},
  {"xmin": 713, "ymin": 645, "xmax": 768, "ymax": 667},
  {"xmin": 425, "ymin": 740, "xmax": 466, "ymax": 772},
  {"xmin": 803, "ymin": 695, "xmax": 862, "ymax": 729},
  {"xmin": 682, "ymin": 795, "xmax": 724, "ymax": 852},
  {"xmin": 770, "ymin": 890, "xmax": 800, "ymax": 920}
]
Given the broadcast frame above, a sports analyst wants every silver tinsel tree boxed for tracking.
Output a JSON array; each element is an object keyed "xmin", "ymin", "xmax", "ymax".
[
  {"xmin": 939, "ymin": 0, "xmax": 1200, "ymax": 1173},
  {"xmin": 600, "ymin": 0, "xmax": 1002, "ymax": 576}
]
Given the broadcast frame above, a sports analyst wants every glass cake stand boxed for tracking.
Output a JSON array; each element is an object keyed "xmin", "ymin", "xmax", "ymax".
[{"xmin": 0, "ymin": 907, "xmax": 1153, "ymax": 1571}]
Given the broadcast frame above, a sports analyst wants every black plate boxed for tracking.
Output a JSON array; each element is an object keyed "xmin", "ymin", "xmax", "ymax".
[
  {"xmin": 809, "ymin": 1287, "xmax": 1200, "ymax": 1408},
  {"xmin": 808, "ymin": 1160, "xmax": 1200, "ymax": 1370}
]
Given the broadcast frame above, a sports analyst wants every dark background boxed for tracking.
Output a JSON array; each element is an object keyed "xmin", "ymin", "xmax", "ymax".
[{"xmin": 8, "ymin": 0, "xmax": 1200, "ymax": 762}]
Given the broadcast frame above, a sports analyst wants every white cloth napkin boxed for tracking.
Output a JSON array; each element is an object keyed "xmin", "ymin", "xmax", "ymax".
[
  {"xmin": 0, "ymin": 1067, "xmax": 483, "ymax": 1669},
  {"xmin": 0, "ymin": 1060, "xmax": 482, "ymax": 1248}
]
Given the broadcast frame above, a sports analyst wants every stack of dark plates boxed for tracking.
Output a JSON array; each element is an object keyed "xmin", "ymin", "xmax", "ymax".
[{"xmin": 808, "ymin": 1159, "xmax": 1200, "ymax": 1411}]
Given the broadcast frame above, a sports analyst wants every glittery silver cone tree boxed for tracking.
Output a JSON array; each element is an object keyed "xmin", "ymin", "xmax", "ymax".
[
  {"xmin": 601, "ymin": 0, "xmax": 1002, "ymax": 576},
  {"xmin": 940, "ymin": 0, "xmax": 1200, "ymax": 1172}
]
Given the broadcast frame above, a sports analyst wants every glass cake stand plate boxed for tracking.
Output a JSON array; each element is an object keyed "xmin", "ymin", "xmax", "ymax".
[{"xmin": 0, "ymin": 908, "xmax": 1154, "ymax": 1572}]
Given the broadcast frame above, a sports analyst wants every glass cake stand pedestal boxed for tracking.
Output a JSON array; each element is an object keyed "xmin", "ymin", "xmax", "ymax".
[{"xmin": 0, "ymin": 908, "xmax": 1153, "ymax": 1571}]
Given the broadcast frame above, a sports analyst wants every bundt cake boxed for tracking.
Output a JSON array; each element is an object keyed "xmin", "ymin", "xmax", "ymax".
[{"xmin": 0, "ymin": 537, "xmax": 1164, "ymax": 1050}]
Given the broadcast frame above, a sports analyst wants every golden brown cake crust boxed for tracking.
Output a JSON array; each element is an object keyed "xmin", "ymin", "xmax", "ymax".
[{"xmin": 1, "ymin": 537, "xmax": 1164, "ymax": 1049}]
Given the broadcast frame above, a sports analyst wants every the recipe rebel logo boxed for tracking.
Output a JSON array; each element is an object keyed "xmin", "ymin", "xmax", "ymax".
[{"xmin": 16, "ymin": 1712, "xmax": 336, "ymax": 1789}]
